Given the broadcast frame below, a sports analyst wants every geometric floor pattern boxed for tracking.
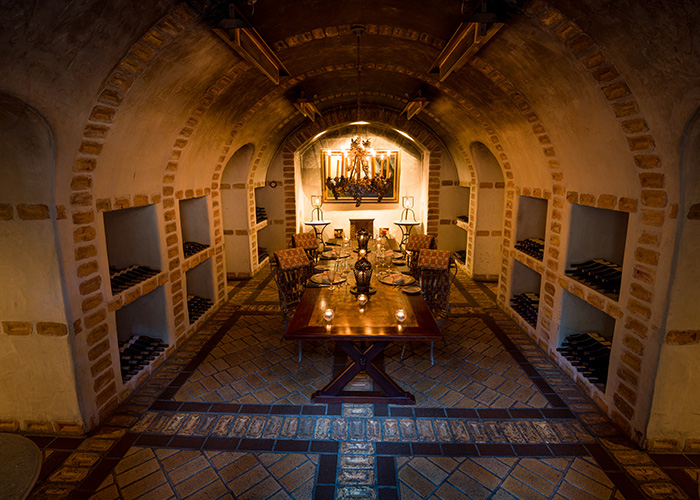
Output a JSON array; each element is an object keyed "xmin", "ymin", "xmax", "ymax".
[{"xmin": 24, "ymin": 267, "xmax": 700, "ymax": 500}]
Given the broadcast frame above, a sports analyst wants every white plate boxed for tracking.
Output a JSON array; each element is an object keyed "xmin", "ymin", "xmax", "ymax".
[
  {"xmin": 310, "ymin": 273, "xmax": 346, "ymax": 285},
  {"xmin": 378, "ymin": 274, "xmax": 415, "ymax": 286},
  {"xmin": 402, "ymin": 285, "xmax": 422, "ymax": 295}
]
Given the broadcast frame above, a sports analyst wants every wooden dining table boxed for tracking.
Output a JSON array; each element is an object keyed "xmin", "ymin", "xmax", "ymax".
[{"xmin": 284, "ymin": 273, "xmax": 442, "ymax": 405}]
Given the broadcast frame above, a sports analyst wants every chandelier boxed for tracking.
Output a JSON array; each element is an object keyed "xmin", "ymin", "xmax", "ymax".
[{"xmin": 325, "ymin": 25, "xmax": 392, "ymax": 207}]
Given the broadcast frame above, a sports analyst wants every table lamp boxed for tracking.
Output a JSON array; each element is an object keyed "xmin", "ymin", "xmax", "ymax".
[
  {"xmin": 400, "ymin": 196, "xmax": 416, "ymax": 222},
  {"xmin": 356, "ymin": 227, "xmax": 370, "ymax": 252},
  {"xmin": 311, "ymin": 195, "xmax": 323, "ymax": 222},
  {"xmin": 352, "ymin": 253, "xmax": 373, "ymax": 295}
]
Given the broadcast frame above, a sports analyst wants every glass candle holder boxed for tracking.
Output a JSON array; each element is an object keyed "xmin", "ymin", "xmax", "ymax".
[
  {"xmin": 357, "ymin": 294, "xmax": 368, "ymax": 307},
  {"xmin": 395, "ymin": 308, "xmax": 406, "ymax": 323},
  {"xmin": 323, "ymin": 308, "xmax": 335, "ymax": 322}
]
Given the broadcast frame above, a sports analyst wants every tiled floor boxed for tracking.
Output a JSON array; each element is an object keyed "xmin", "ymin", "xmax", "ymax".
[{"xmin": 24, "ymin": 268, "xmax": 700, "ymax": 499}]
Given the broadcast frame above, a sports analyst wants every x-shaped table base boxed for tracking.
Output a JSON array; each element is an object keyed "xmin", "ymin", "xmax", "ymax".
[{"xmin": 310, "ymin": 340, "xmax": 416, "ymax": 405}]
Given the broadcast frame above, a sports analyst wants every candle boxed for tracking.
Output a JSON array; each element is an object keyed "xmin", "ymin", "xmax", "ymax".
[
  {"xmin": 395, "ymin": 309, "xmax": 406, "ymax": 323},
  {"xmin": 357, "ymin": 294, "xmax": 368, "ymax": 307},
  {"xmin": 323, "ymin": 308, "xmax": 335, "ymax": 322}
]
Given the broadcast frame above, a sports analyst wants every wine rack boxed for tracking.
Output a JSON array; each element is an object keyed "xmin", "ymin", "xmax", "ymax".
[
  {"xmin": 453, "ymin": 250, "xmax": 466, "ymax": 265},
  {"xmin": 256, "ymin": 206, "xmax": 267, "ymax": 224},
  {"xmin": 565, "ymin": 259, "xmax": 622, "ymax": 297},
  {"xmin": 514, "ymin": 238, "xmax": 544, "ymax": 260},
  {"xmin": 557, "ymin": 332, "xmax": 611, "ymax": 385},
  {"xmin": 258, "ymin": 246, "xmax": 268, "ymax": 264},
  {"xmin": 511, "ymin": 293, "xmax": 539, "ymax": 327},
  {"xmin": 188, "ymin": 294, "xmax": 213, "ymax": 324},
  {"xmin": 110, "ymin": 265, "xmax": 159, "ymax": 294},
  {"xmin": 183, "ymin": 241, "xmax": 209, "ymax": 259},
  {"xmin": 119, "ymin": 335, "xmax": 168, "ymax": 382}
]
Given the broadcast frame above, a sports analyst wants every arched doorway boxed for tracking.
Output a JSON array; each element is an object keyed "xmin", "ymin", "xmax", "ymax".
[
  {"xmin": 469, "ymin": 142, "xmax": 505, "ymax": 281},
  {"xmin": 221, "ymin": 143, "xmax": 255, "ymax": 279}
]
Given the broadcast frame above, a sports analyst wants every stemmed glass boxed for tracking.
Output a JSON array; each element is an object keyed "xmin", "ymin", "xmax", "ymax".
[{"xmin": 328, "ymin": 264, "xmax": 337, "ymax": 291}]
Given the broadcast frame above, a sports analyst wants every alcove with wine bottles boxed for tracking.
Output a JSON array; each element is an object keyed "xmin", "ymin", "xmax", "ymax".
[
  {"xmin": 254, "ymin": 185, "xmax": 270, "ymax": 266},
  {"xmin": 103, "ymin": 204, "xmax": 163, "ymax": 296},
  {"xmin": 564, "ymin": 203, "xmax": 629, "ymax": 301},
  {"xmin": 557, "ymin": 289, "xmax": 616, "ymax": 390},
  {"xmin": 509, "ymin": 260, "xmax": 542, "ymax": 330},
  {"xmin": 185, "ymin": 256, "xmax": 215, "ymax": 325},
  {"xmin": 115, "ymin": 286, "xmax": 170, "ymax": 383},
  {"xmin": 179, "ymin": 196, "xmax": 211, "ymax": 260},
  {"xmin": 514, "ymin": 195, "xmax": 548, "ymax": 261}
]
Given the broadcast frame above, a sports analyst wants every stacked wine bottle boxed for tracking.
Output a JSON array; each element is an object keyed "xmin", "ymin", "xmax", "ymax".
[
  {"xmin": 183, "ymin": 241, "xmax": 209, "ymax": 258},
  {"xmin": 188, "ymin": 294, "xmax": 213, "ymax": 323},
  {"xmin": 256, "ymin": 206, "xmax": 267, "ymax": 224},
  {"xmin": 556, "ymin": 332, "xmax": 611, "ymax": 385},
  {"xmin": 565, "ymin": 259, "xmax": 622, "ymax": 297},
  {"xmin": 511, "ymin": 293, "xmax": 539, "ymax": 327},
  {"xmin": 514, "ymin": 238, "xmax": 545, "ymax": 260},
  {"xmin": 258, "ymin": 246, "xmax": 268, "ymax": 263},
  {"xmin": 110, "ymin": 265, "xmax": 160, "ymax": 294},
  {"xmin": 456, "ymin": 215, "xmax": 469, "ymax": 223},
  {"xmin": 119, "ymin": 335, "xmax": 167, "ymax": 382}
]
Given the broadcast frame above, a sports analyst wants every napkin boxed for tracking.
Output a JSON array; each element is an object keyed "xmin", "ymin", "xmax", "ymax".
[{"xmin": 390, "ymin": 273, "xmax": 406, "ymax": 285}]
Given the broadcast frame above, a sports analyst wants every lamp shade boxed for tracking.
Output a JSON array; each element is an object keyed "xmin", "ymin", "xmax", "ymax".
[
  {"xmin": 311, "ymin": 195, "xmax": 322, "ymax": 208},
  {"xmin": 353, "ymin": 255, "xmax": 373, "ymax": 293},
  {"xmin": 402, "ymin": 196, "xmax": 414, "ymax": 209},
  {"xmin": 356, "ymin": 227, "xmax": 370, "ymax": 251}
]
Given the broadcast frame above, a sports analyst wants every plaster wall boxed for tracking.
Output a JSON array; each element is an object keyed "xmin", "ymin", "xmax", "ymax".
[
  {"xmin": 299, "ymin": 134, "xmax": 425, "ymax": 245},
  {"xmin": 0, "ymin": 94, "xmax": 81, "ymax": 427},
  {"xmin": 645, "ymin": 109, "xmax": 700, "ymax": 447},
  {"xmin": 93, "ymin": 29, "xmax": 234, "ymax": 196}
]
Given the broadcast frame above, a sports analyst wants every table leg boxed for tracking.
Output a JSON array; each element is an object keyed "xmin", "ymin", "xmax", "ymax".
[{"xmin": 310, "ymin": 340, "xmax": 415, "ymax": 405}]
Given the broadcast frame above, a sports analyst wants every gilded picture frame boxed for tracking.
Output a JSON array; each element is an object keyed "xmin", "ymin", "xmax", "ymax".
[{"xmin": 321, "ymin": 149, "xmax": 400, "ymax": 203}]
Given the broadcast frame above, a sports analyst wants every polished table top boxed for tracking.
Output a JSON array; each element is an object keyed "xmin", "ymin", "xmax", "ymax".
[{"xmin": 284, "ymin": 277, "xmax": 442, "ymax": 342}]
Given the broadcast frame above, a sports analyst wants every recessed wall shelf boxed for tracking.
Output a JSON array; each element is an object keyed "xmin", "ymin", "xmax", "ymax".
[
  {"xmin": 185, "ymin": 257, "xmax": 215, "ymax": 325},
  {"xmin": 514, "ymin": 195, "xmax": 548, "ymax": 261},
  {"xmin": 510, "ymin": 260, "xmax": 542, "ymax": 330},
  {"xmin": 179, "ymin": 197, "xmax": 211, "ymax": 259},
  {"xmin": 115, "ymin": 286, "xmax": 169, "ymax": 383},
  {"xmin": 556, "ymin": 289, "xmax": 616, "ymax": 390},
  {"xmin": 565, "ymin": 203, "xmax": 629, "ymax": 301},
  {"xmin": 103, "ymin": 205, "xmax": 162, "ymax": 296}
]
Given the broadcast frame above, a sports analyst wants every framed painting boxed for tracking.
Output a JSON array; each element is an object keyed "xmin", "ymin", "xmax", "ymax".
[{"xmin": 321, "ymin": 149, "xmax": 400, "ymax": 203}]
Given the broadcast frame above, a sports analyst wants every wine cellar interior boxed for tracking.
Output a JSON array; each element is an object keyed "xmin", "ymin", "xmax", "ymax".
[{"xmin": 2, "ymin": 0, "xmax": 700, "ymax": 474}]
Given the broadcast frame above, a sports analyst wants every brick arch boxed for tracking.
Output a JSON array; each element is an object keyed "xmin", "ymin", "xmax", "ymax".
[
  {"xmin": 270, "ymin": 24, "xmax": 446, "ymax": 54},
  {"xmin": 63, "ymin": 3, "xmax": 201, "ymax": 427},
  {"xmin": 265, "ymin": 107, "xmax": 454, "ymax": 246},
  {"xmin": 513, "ymin": 0, "xmax": 675, "ymax": 440}
]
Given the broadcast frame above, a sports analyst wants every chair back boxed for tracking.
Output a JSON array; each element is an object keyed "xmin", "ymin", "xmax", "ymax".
[
  {"xmin": 272, "ymin": 248, "xmax": 313, "ymax": 318},
  {"xmin": 405, "ymin": 234, "xmax": 436, "ymax": 278},
  {"xmin": 417, "ymin": 249, "xmax": 452, "ymax": 325},
  {"xmin": 292, "ymin": 232, "xmax": 319, "ymax": 263}
]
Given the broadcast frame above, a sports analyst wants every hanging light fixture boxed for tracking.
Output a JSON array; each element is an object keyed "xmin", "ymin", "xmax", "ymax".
[{"xmin": 325, "ymin": 25, "xmax": 392, "ymax": 207}]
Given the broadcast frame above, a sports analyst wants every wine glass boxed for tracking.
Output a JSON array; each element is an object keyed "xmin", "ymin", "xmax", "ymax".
[{"xmin": 328, "ymin": 266, "xmax": 336, "ymax": 291}]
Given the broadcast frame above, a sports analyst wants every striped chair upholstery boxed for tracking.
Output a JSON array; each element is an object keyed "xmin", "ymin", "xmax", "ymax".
[
  {"xmin": 292, "ymin": 232, "xmax": 319, "ymax": 263},
  {"xmin": 402, "ymin": 249, "xmax": 453, "ymax": 365},
  {"xmin": 405, "ymin": 234, "xmax": 436, "ymax": 278},
  {"xmin": 272, "ymin": 248, "xmax": 314, "ymax": 361}
]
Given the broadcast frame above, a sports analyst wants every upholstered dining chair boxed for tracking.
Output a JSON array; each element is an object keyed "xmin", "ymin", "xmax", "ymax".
[
  {"xmin": 404, "ymin": 233, "xmax": 436, "ymax": 279},
  {"xmin": 291, "ymin": 231, "xmax": 319, "ymax": 265},
  {"xmin": 401, "ymin": 248, "xmax": 453, "ymax": 365},
  {"xmin": 271, "ymin": 247, "xmax": 314, "ymax": 361}
]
